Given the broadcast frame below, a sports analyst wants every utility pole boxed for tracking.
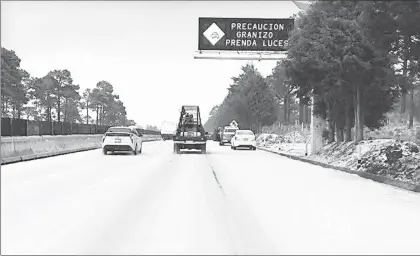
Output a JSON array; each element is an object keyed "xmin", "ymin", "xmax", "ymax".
[{"xmin": 292, "ymin": 0, "xmax": 323, "ymax": 155}]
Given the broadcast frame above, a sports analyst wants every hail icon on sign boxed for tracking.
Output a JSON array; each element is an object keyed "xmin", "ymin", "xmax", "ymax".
[{"xmin": 203, "ymin": 23, "xmax": 225, "ymax": 46}]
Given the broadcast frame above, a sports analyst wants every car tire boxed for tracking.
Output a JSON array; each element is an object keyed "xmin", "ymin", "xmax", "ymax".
[
  {"xmin": 201, "ymin": 144, "xmax": 207, "ymax": 154},
  {"xmin": 253, "ymin": 147, "xmax": 256, "ymax": 150},
  {"xmin": 133, "ymin": 144, "xmax": 138, "ymax": 155},
  {"xmin": 102, "ymin": 149, "xmax": 107, "ymax": 155},
  {"xmin": 139, "ymin": 144, "xmax": 142, "ymax": 154},
  {"xmin": 233, "ymin": 146, "xmax": 237, "ymax": 150}
]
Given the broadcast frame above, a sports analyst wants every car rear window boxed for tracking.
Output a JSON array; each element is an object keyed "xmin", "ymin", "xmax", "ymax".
[
  {"xmin": 106, "ymin": 132, "xmax": 131, "ymax": 137},
  {"xmin": 225, "ymin": 129, "xmax": 237, "ymax": 133},
  {"xmin": 237, "ymin": 130, "xmax": 254, "ymax": 135},
  {"xmin": 107, "ymin": 128, "xmax": 131, "ymax": 133}
]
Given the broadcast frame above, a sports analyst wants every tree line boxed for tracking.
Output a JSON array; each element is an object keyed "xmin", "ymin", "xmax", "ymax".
[
  {"xmin": 204, "ymin": 64, "xmax": 280, "ymax": 133},
  {"xmin": 205, "ymin": 1, "xmax": 420, "ymax": 142},
  {"xmin": 1, "ymin": 47, "xmax": 136, "ymax": 127},
  {"xmin": 204, "ymin": 62, "xmax": 311, "ymax": 133}
]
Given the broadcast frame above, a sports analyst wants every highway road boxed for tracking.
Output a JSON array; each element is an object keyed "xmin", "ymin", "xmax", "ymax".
[{"xmin": 2, "ymin": 141, "xmax": 420, "ymax": 255}]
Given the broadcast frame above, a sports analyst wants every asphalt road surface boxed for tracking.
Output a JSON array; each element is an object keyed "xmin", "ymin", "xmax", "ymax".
[{"xmin": 2, "ymin": 141, "xmax": 420, "ymax": 255}]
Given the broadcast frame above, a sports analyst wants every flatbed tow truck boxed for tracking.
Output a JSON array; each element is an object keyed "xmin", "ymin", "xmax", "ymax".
[{"xmin": 173, "ymin": 105, "xmax": 207, "ymax": 154}]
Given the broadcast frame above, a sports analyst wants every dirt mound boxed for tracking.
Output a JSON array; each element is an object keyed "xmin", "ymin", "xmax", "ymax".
[
  {"xmin": 256, "ymin": 133, "xmax": 280, "ymax": 147},
  {"xmin": 282, "ymin": 131, "xmax": 307, "ymax": 143},
  {"xmin": 358, "ymin": 141, "xmax": 420, "ymax": 183},
  {"xmin": 316, "ymin": 139, "xmax": 420, "ymax": 184},
  {"xmin": 258, "ymin": 131, "xmax": 420, "ymax": 184}
]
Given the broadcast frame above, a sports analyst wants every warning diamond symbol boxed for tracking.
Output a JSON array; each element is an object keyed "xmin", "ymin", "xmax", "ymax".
[{"xmin": 203, "ymin": 23, "xmax": 225, "ymax": 46}]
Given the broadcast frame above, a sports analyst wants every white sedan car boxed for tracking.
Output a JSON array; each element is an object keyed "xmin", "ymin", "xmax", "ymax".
[
  {"xmin": 230, "ymin": 130, "xmax": 257, "ymax": 150},
  {"xmin": 102, "ymin": 126, "xmax": 143, "ymax": 155}
]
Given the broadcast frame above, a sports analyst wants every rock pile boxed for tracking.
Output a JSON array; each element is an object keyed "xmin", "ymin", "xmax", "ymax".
[{"xmin": 358, "ymin": 141, "xmax": 420, "ymax": 183}]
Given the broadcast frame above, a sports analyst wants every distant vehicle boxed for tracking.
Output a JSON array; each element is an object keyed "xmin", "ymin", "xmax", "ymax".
[
  {"xmin": 161, "ymin": 127, "xmax": 175, "ymax": 140},
  {"xmin": 173, "ymin": 105, "xmax": 207, "ymax": 154},
  {"xmin": 102, "ymin": 126, "xmax": 143, "ymax": 155},
  {"xmin": 230, "ymin": 129, "xmax": 257, "ymax": 150},
  {"xmin": 219, "ymin": 126, "xmax": 239, "ymax": 145},
  {"xmin": 161, "ymin": 133, "xmax": 173, "ymax": 141},
  {"xmin": 128, "ymin": 126, "xmax": 146, "ymax": 137},
  {"xmin": 215, "ymin": 131, "xmax": 219, "ymax": 141},
  {"xmin": 213, "ymin": 127, "xmax": 222, "ymax": 141}
]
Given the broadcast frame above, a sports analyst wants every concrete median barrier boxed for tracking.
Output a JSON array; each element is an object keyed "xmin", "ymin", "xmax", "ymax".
[{"xmin": 1, "ymin": 134, "xmax": 162, "ymax": 164}]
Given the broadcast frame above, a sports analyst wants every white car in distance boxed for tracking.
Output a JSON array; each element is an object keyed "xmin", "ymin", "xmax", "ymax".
[
  {"xmin": 102, "ymin": 126, "xmax": 143, "ymax": 155},
  {"xmin": 220, "ymin": 126, "xmax": 238, "ymax": 145},
  {"xmin": 230, "ymin": 130, "xmax": 257, "ymax": 150}
]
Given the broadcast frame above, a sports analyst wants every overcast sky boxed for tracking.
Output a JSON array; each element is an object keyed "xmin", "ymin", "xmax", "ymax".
[{"xmin": 1, "ymin": 1, "xmax": 302, "ymax": 129}]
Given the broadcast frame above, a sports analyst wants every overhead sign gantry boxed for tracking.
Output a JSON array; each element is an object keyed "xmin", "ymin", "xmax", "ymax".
[
  {"xmin": 195, "ymin": 17, "xmax": 294, "ymax": 60},
  {"xmin": 198, "ymin": 17, "xmax": 294, "ymax": 52}
]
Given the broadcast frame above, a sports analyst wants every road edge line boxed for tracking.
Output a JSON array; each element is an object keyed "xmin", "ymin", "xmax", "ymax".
[{"xmin": 257, "ymin": 147, "xmax": 420, "ymax": 193}]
